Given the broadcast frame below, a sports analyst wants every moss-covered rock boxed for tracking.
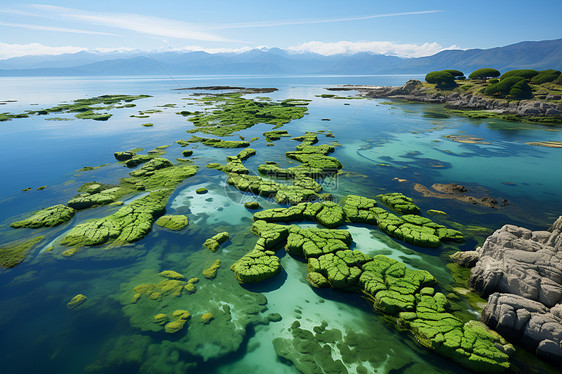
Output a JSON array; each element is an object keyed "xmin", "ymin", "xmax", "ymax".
[
  {"xmin": 182, "ymin": 149, "xmax": 193, "ymax": 157},
  {"xmin": 195, "ymin": 188, "xmax": 208, "ymax": 194},
  {"xmin": 286, "ymin": 226, "xmax": 352, "ymax": 259},
  {"xmin": 60, "ymin": 190, "xmax": 171, "ymax": 247},
  {"xmin": 10, "ymin": 205, "xmax": 75, "ymax": 229},
  {"xmin": 68, "ymin": 182, "xmax": 126, "ymax": 210},
  {"xmin": 306, "ymin": 272, "xmax": 331, "ymax": 288},
  {"xmin": 377, "ymin": 192, "xmax": 421, "ymax": 214},
  {"xmin": 0, "ymin": 236, "xmax": 44, "ymax": 268},
  {"xmin": 263, "ymin": 130, "xmax": 291, "ymax": 142},
  {"xmin": 155, "ymin": 215, "xmax": 189, "ymax": 230},
  {"xmin": 180, "ymin": 136, "xmax": 249, "ymax": 148},
  {"xmin": 244, "ymin": 201, "xmax": 261, "ymax": 210},
  {"xmin": 203, "ymin": 232, "xmax": 229, "ymax": 252}
]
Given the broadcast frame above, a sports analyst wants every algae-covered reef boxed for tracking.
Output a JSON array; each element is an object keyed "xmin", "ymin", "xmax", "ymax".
[
  {"xmin": 179, "ymin": 92, "xmax": 308, "ymax": 136},
  {"xmin": 60, "ymin": 159, "xmax": 198, "ymax": 248},
  {"xmin": 231, "ymin": 218, "xmax": 511, "ymax": 372},
  {"xmin": 2, "ymin": 95, "xmax": 150, "ymax": 122}
]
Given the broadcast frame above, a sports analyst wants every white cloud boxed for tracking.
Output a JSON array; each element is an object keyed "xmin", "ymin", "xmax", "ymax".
[
  {"xmin": 288, "ymin": 41, "xmax": 461, "ymax": 58},
  {"xmin": 0, "ymin": 42, "xmax": 136, "ymax": 59},
  {"xmin": 0, "ymin": 42, "xmax": 85, "ymax": 59},
  {"xmin": 29, "ymin": 5, "xmax": 234, "ymax": 42},
  {"xmin": 0, "ymin": 21, "xmax": 117, "ymax": 36}
]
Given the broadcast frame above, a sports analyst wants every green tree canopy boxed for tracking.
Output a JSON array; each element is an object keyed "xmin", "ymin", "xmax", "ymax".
[
  {"xmin": 425, "ymin": 71, "xmax": 456, "ymax": 88},
  {"xmin": 484, "ymin": 76, "xmax": 531, "ymax": 99},
  {"xmin": 530, "ymin": 69, "xmax": 561, "ymax": 84},
  {"xmin": 469, "ymin": 68, "xmax": 500, "ymax": 80},
  {"xmin": 509, "ymin": 80, "xmax": 533, "ymax": 99},
  {"xmin": 442, "ymin": 69, "xmax": 464, "ymax": 78},
  {"xmin": 500, "ymin": 69, "xmax": 539, "ymax": 80}
]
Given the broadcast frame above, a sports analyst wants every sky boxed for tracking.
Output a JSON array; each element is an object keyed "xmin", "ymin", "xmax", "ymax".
[{"xmin": 0, "ymin": 0, "xmax": 561, "ymax": 59}]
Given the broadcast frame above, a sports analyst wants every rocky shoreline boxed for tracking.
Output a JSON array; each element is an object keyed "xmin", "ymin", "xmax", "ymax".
[
  {"xmin": 451, "ymin": 216, "xmax": 562, "ymax": 364},
  {"xmin": 334, "ymin": 80, "xmax": 562, "ymax": 120}
]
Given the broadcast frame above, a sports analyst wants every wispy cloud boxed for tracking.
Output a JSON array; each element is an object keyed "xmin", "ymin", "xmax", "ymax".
[
  {"xmin": 288, "ymin": 40, "xmax": 461, "ymax": 58},
  {"xmin": 0, "ymin": 21, "xmax": 117, "ymax": 36},
  {"xmin": 209, "ymin": 10, "xmax": 442, "ymax": 29},
  {"xmin": 28, "ymin": 4, "xmax": 235, "ymax": 42}
]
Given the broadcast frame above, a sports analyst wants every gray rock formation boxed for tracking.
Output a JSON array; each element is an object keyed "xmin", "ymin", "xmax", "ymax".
[
  {"xmin": 469, "ymin": 217, "xmax": 562, "ymax": 363},
  {"xmin": 355, "ymin": 80, "xmax": 562, "ymax": 118}
]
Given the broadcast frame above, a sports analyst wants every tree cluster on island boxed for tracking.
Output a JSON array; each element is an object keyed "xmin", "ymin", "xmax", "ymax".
[{"xmin": 424, "ymin": 67, "xmax": 562, "ymax": 100}]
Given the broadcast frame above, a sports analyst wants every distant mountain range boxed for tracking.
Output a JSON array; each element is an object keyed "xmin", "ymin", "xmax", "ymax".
[{"xmin": 0, "ymin": 38, "xmax": 561, "ymax": 77}]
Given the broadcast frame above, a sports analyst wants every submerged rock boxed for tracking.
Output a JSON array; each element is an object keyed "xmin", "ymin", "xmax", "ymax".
[
  {"xmin": 0, "ymin": 236, "xmax": 44, "ymax": 268},
  {"xmin": 67, "ymin": 294, "xmax": 87, "ymax": 309},
  {"xmin": 10, "ymin": 204, "xmax": 75, "ymax": 229},
  {"xmin": 202, "ymin": 260, "xmax": 221, "ymax": 279}
]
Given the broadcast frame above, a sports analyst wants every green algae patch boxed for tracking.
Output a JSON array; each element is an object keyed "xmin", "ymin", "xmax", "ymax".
[
  {"xmin": 77, "ymin": 163, "xmax": 109, "ymax": 172},
  {"xmin": 10, "ymin": 205, "xmax": 75, "ymax": 229},
  {"xmin": 181, "ymin": 92, "xmax": 308, "ymax": 136},
  {"xmin": 60, "ymin": 189, "xmax": 171, "ymax": 247},
  {"xmin": 203, "ymin": 232, "xmax": 229, "ymax": 252},
  {"xmin": 155, "ymin": 215, "xmax": 189, "ymax": 231},
  {"xmin": 0, "ymin": 236, "xmax": 44, "ymax": 268},
  {"xmin": 67, "ymin": 294, "xmax": 87, "ymax": 310},
  {"xmin": 141, "ymin": 123, "xmax": 153, "ymax": 127}
]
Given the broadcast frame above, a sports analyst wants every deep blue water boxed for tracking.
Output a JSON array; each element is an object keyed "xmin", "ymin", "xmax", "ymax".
[{"xmin": 0, "ymin": 75, "xmax": 560, "ymax": 374}]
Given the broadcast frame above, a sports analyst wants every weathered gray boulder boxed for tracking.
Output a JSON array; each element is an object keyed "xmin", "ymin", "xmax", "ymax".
[
  {"xmin": 470, "ymin": 221, "xmax": 562, "ymax": 307},
  {"xmin": 471, "ymin": 217, "xmax": 562, "ymax": 363}
]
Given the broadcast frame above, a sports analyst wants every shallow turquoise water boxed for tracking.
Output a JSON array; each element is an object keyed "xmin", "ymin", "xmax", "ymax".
[{"xmin": 0, "ymin": 75, "xmax": 560, "ymax": 374}]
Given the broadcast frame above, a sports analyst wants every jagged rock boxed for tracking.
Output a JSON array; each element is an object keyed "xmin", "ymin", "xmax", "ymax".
[
  {"xmin": 470, "ymin": 221, "xmax": 562, "ymax": 307},
  {"xmin": 10, "ymin": 204, "xmax": 75, "ymax": 229}
]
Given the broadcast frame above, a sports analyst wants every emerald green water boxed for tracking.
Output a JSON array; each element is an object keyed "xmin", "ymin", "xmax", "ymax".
[{"xmin": 0, "ymin": 75, "xmax": 560, "ymax": 374}]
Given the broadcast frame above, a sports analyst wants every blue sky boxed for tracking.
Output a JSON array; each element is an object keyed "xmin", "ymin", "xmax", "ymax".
[{"xmin": 0, "ymin": 1, "xmax": 561, "ymax": 59}]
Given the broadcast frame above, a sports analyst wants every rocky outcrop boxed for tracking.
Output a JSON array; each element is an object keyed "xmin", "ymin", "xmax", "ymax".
[
  {"xmin": 354, "ymin": 80, "xmax": 562, "ymax": 119},
  {"xmin": 469, "ymin": 217, "xmax": 562, "ymax": 363}
]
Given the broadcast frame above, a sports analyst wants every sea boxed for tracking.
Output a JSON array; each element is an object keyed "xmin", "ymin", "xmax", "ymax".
[{"xmin": 0, "ymin": 74, "xmax": 561, "ymax": 374}]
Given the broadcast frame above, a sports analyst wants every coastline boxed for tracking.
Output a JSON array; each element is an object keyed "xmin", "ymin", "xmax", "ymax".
[{"xmin": 331, "ymin": 80, "xmax": 562, "ymax": 124}]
